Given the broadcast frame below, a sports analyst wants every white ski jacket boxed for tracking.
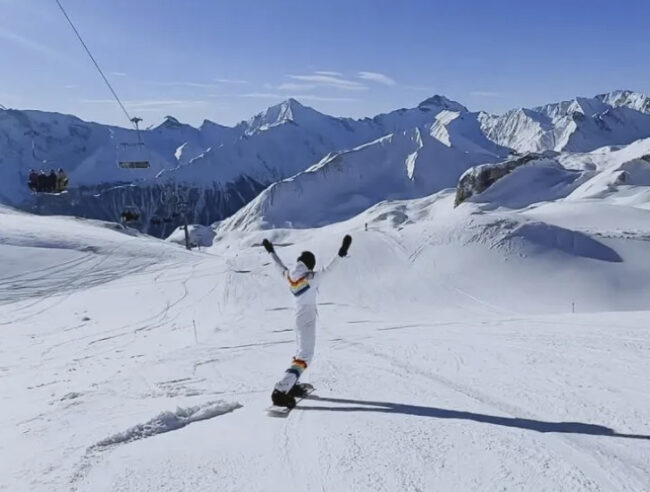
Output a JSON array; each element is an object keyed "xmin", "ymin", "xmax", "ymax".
[{"xmin": 270, "ymin": 251, "xmax": 340, "ymax": 313}]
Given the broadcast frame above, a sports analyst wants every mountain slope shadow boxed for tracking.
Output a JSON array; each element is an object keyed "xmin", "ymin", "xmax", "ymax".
[{"xmin": 299, "ymin": 396, "xmax": 649, "ymax": 440}]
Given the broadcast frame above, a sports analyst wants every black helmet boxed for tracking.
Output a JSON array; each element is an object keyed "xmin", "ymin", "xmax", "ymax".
[{"xmin": 297, "ymin": 251, "xmax": 315, "ymax": 270}]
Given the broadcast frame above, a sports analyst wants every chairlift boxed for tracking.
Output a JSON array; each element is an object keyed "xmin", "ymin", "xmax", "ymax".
[
  {"xmin": 120, "ymin": 206, "xmax": 140, "ymax": 224},
  {"xmin": 28, "ymin": 168, "xmax": 69, "ymax": 194},
  {"xmin": 118, "ymin": 117, "xmax": 151, "ymax": 169}
]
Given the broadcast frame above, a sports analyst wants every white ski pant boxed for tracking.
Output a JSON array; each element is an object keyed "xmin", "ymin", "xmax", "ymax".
[{"xmin": 274, "ymin": 307, "xmax": 317, "ymax": 392}]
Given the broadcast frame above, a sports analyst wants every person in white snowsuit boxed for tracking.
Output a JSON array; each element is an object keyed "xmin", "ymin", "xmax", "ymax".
[{"xmin": 263, "ymin": 235, "xmax": 352, "ymax": 408}]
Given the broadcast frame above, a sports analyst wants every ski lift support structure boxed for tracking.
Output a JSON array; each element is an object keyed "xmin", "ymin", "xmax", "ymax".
[
  {"xmin": 177, "ymin": 199, "xmax": 191, "ymax": 250},
  {"xmin": 55, "ymin": 0, "xmax": 150, "ymax": 169}
]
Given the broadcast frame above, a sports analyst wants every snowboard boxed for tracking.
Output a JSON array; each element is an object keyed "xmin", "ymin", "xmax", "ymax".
[{"xmin": 266, "ymin": 383, "xmax": 315, "ymax": 417}]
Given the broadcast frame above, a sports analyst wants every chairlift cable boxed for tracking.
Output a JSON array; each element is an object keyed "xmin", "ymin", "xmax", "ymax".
[{"xmin": 54, "ymin": 0, "xmax": 136, "ymax": 128}]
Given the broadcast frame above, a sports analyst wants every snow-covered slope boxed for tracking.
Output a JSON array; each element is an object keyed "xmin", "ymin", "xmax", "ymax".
[
  {"xmin": 218, "ymin": 127, "xmax": 650, "ymax": 233},
  {"xmin": 2, "ymin": 190, "xmax": 649, "ymax": 490},
  {"xmin": 218, "ymin": 115, "xmax": 512, "ymax": 230},
  {"xmin": 0, "ymin": 205, "xmax": 192, "ymax": 307}
]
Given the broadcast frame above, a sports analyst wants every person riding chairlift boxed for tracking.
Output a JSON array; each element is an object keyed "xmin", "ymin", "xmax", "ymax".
[
  {"xmin": 28, "ymin": 170, "xmax": 38, "ymax": 191},
  {"xmin": 47, "ymin": 170, "xmax": 57, "ymax": 193},
  {"xmin": 56, "ymin": 168, "xmax": 68, "ymax": 192},
  {"xmin": 37, "ymin": 171, "xmax": 47, "ymax": 193}
]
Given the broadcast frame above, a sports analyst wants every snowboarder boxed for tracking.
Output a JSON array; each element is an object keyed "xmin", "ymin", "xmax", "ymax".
[{"xmin": 263, "ymin": 235, "xmax": 352, "ymax": 408}]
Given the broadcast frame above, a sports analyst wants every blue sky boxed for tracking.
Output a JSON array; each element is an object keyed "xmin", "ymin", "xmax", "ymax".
[{"xmin": 1, "ymin": 0, "xmax": 648, "ymax": 127}]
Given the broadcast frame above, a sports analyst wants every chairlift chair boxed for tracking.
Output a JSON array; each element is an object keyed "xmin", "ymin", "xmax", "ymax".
[{"xmin": 118, "ymin": 117, "xmax": 151, "ymax": 169}]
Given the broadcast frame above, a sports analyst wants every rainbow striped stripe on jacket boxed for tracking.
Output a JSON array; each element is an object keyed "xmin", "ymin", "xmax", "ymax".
[{"xmin": 288, "ymin": 273, "xmax": 311, "ymax": 296}]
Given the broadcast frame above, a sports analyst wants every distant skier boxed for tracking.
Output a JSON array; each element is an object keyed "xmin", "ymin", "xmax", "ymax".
[{"xmin": 262, "ymin": 234, "xmax": 352, "ymax": 408}]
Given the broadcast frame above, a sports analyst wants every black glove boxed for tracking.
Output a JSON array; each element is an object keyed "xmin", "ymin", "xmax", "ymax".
[
  {"xmin": 262, "ymin": 239, "xmax": 274, "ymax": 253},
  {"xmin": 338, "ymin": 234, "xmax": 352, "ymax": 257}
]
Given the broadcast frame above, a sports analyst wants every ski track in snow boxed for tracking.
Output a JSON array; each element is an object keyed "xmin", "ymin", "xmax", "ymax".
[
  {"xmin": 328, "ymin": 332, "xmax": 647, "ymax": 491},
  {"xmin": 69, "ymin": 400, "xmax": 242, "ymax": 490}
]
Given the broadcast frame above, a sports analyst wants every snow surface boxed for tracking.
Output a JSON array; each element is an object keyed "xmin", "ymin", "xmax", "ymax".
[{"xmin": 1, "ymin": 184, "xmax": 649, "ymax": 490}]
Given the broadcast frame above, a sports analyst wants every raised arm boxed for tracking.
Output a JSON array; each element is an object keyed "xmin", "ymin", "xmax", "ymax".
[
  {"xmin": 315, "ymin": 235, "xmax": 352, "ymax": 282},
  {"xmin": 263, "ymin": 239, "xmax": 288, "ymax": 278}
]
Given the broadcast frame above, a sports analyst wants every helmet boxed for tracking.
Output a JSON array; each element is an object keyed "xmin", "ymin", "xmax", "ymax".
[{"xmin": 297, "ymin": 251, "xmax": 315, "ymax": 270}]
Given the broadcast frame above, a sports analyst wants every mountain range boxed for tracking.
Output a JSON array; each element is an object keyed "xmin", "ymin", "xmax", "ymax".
[{"xmin": 1, "ymin": 89, "xmax": 649, "ymax": 236}]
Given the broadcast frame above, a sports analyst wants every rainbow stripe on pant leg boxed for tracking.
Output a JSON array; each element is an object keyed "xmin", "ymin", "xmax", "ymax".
[{"xmin": 285, "ymin": 357, "xmax": 308, "ymax": 379}]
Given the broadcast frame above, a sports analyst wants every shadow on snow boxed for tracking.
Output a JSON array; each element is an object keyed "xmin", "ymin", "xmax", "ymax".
[{"xmin": 299, "ymin": 396, "xmax": 650, "ymax": 440}]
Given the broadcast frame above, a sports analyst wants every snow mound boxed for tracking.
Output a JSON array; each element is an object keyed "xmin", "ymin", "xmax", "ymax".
[
  {"xmin": 502, "ymin": 222, "xmax": 623, "ymax": 262},
  {"xmin": 468, "ymin": 159, "xmax": 584, "ymax": 209},
  {"xmin": 91, "ymin": 400, "xmax": 241, "ymax": 450},
  {"xmin": 455, "ymin": 153, "xmax": 552, "ymax": 206}
]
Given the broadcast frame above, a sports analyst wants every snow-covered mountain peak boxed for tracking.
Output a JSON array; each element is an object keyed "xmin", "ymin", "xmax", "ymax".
[
  {"xmin": 570, "ymin": 97, "xmax": 610, "ymax": 117},
  {"xmin": 596, "ymin": 90, "xmax": 650, "ymax": 114},
  {"xmin": 535, "ymin": 91, "xmax": 650, "ymax": 120},
  {"xmin": 154, "ymin": 115, "xmax": 191, "ymax": 131},
  {"xmin": 244, "ymin": 98, "xmax": 324, "ymax": 135},
  {"xmin": 199, "ymin": 119, "xmax": 229, "ymax": 131},
  {"xmin": 418, "ymin": 95, "xmax": 468, "ymax": 112}
]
